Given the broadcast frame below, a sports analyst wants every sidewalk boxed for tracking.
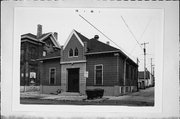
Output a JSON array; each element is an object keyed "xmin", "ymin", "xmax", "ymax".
[{"xmin": 21, "ymin": 87, "xmax": 154, "ymax": 103}]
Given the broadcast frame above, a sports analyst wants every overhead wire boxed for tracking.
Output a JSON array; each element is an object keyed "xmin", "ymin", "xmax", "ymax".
[{"xmin": 79, "ymin": 14, "xmax": 137, "ymax": 60}]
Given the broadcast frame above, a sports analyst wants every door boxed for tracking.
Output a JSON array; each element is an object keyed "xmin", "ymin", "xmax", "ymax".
[{"xmin": 68, "ymin": 68, "xmax": 79, "ymax": 92}]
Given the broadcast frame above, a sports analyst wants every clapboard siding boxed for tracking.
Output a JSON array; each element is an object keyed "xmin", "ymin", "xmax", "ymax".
[
  {"xmin": 40, "ymin": 58, "xmax": 61, "ymax": 86},
  {"xmin": 86, "ymin": 53, "xmax": 118, "ymax": 86},
  {"xmin": 62, "ymin": 34, "xmax": 85, "ymax": 62},
  {"xmin": 118, "ymin": 57, "xmax": 124, "ymax": 86}
]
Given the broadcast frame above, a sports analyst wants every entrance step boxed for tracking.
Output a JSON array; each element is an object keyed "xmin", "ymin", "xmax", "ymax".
[{"xmin": 58, "ymin": 92, "xmax": 81, "ymax": 96}]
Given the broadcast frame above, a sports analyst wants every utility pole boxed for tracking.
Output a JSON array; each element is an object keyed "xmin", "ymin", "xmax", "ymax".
[
  {"xmin": 150, "ymin": 58, "xmax": 154, "ymax": 86},
  {"xmin": 137, "ymin": 58, "xmax": 140, "ymax": 91},
  {"xmin": 141, "ymin": 42, "xmax": 149, "ymax": 88},
  {"xmin": 150, "ymin": 58, "xmax": 153, "ymax": 74}
]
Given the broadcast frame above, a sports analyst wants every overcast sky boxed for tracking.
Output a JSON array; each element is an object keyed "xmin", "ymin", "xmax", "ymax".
[{"xmin": 15, "ymin": 8, "xmax": 163, "ymax": 71}]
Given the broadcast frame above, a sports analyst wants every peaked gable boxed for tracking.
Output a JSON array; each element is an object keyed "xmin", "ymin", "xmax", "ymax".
[
  {"xmin": 40, "ymin": 33, "xmax": 60, "ymax": 48},
  {"xmin": 74, "ymin": 30, "xmax": 119, "ymax": 53},
  {"xmin": 63, "ymin": 30, "xmax": 84, "ymax": 49}
]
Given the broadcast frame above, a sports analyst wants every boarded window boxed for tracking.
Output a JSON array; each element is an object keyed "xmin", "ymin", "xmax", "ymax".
[
  {"xmin": 95, "ymin": 65, "xmax": 103, "ymax": 85},
  {"xmin": 69, "ymin": 49, "xmax": 73, "ymax": 57},
  {"xmin": 49, "ymin": 68, "xmax": 56, "ymax": 85},
  {"xmin": 74, "ymin": 48, "xmax": 78, "ymax": 56}
]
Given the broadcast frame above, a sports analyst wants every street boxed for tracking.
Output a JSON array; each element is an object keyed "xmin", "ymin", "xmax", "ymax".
[{"xmin": 20, "ymin": 87, "xmax": 154, "ymax": 106}]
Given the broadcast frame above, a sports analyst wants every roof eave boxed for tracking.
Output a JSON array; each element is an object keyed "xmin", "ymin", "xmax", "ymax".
[{"xmin": 37, "ymin": 56, "xmax": 61, "ymax": 61}]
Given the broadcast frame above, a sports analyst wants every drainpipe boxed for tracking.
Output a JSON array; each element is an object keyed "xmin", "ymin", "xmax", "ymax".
[{"xmin": 123, "ymin": 57, "xmax": 128, "ymax": 94}]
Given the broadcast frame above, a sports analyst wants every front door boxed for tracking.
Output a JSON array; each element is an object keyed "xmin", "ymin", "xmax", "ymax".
[{"xmin": 68, "ymin": 68, "xmax": 79, "ymax": 92}]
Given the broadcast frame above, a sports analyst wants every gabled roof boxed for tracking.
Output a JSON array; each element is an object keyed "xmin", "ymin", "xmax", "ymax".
[
  {"xmin": 21, "ymin": 32, "xmax": 60, "ymax": 48},
  {"xmin": 74, "ymin": 30, "xmax": 138, "ymax": 66},
  {"xmin": 63, "ymin": 30, "xmax": 84, "ymax": 49},
  {"xmin": 74, "ymin": 30, "xmax": 119, "ymax": 53}
]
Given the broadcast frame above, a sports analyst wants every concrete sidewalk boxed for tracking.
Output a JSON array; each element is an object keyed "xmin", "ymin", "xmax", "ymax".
[{"xmin": 20, "ymin": 87, "xmax": 154, "ymax": 102}]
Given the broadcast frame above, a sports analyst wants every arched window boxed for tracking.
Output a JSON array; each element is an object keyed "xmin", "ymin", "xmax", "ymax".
[
  {"xmin": 74, "ymin": 48, "xmax": 78, "ymax": 56},
  {"xmin": 69, "ymin": 49, "xmax": 73, "ymax": 57}
]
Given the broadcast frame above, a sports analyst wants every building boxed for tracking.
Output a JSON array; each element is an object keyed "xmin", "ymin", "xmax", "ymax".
[
  {"xmin": 20, "ymin": 24, "xmax": 60, "ymax": 87},
  {"xmin": 38, "ymin": 28, "xmax": 139, "ymax": 96},
  {"xmin": 138, "ymin": 70, "xmax": 154, "ymax": 89}
]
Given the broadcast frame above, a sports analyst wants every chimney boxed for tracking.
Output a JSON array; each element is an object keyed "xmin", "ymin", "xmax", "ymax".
[
  {"xmin": 106, "ymin": 41, "xmax": 110, "ymax": 45},
  {"xmin": 94, "ymin": 35, "xmax": 99, "ymax": 40},
  {"xmin": 53, "ymin": 32, "xmax": 58, "ymax": 40},
  {"xmin": 37, "ymin": 24, "xmax": 42, "ymax": 38}
]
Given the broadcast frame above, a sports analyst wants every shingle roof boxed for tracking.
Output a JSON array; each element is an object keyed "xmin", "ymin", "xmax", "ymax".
[
  {"xmin": 21, "ymin": 33, "xmax": 50, "ymax": 40},
  {"xmin": 21, "ymin": 33, "xmax": 37, "ymax": 39},
  {"xmin": 38, "ymin": 49, "xmax": 61, "ymax": 61},
  {"xmin": 75, "ymin": 30, "xmax": 138, "ymax": 66},
  {"xmin": 74, "ymin": 30, "xmax": 119, "ymax": 53},
  {"xmin": 138, "ymin": 71, "xmax": 150, "ymax": 79}
]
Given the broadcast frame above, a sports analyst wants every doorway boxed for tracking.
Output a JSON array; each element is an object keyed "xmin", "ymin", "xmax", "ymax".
[{"xmin": 67, "ymin": 68, "xmax": 79, "ymax": 92}]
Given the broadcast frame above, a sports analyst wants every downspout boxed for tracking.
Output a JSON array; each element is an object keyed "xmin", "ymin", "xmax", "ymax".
[{"xmin": 123, "ymin": 57, "xmax": 128, "ymax": 94}]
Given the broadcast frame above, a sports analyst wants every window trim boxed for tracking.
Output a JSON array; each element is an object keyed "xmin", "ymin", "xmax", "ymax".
[
  {"xmin": 94, "ymin": 64, "xmax": 103, "ymax": 85},
  {"xmin": 49, "ymin": 67, "xmax": 56, "ymax": 85},
  {"xmin": 74, "ymin": 47, "xmax": 79, "ymax": 57},
  {"xmin": 68, "ymin": 48, "xmax": 74, "ymax": 58}
]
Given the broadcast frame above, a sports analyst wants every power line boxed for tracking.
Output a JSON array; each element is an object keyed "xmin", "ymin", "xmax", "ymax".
[
  {"xmin": 121, "ymin": 16, "xmax": 143, "ymax": 50},
  {"xmin": 79, "ymin": 14, "xmax": 137, "ymax": 60},
  {"xmin": 129, "ymin": 18, "xmax": 152, "ymax": 55}
]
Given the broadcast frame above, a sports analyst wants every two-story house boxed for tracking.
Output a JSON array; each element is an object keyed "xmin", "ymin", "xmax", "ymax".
[{"xmin": 20, "ymin": 24, "xmax": 60, "ymax": 87}]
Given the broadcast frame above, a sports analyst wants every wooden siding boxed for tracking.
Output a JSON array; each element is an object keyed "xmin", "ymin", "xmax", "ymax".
[
  {"xmin": 40, "ymin": 59, "xmax": 61, "ymax": 86},
  {"xmin": 125, "ymin": 63, "xmax": 138, "ymax": 86},
  {"xmin": 118, "ymin": 57, "xmax": 124, "ymax": 86},
  {"xmin": 62, "ymin": 34, "xmax": 85, "ymax": 62},
  {"xmin": 86, "ymin": 53, "xmax": 119, "ymax": 86},
  {"xmin": 86, "ymin": 53, "xmax": 138, "ymax": 87},
  {"xmin": 20, "ymin": 41, "xmax": 43, "ymax": 86}
]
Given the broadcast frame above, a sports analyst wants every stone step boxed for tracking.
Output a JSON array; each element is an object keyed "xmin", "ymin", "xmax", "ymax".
[{"xmin": 58, "ymin": 92, "xmax": 81, "ymax": 96}]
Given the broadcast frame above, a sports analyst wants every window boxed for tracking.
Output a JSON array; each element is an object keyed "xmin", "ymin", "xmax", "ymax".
[
  {"xmin": 43, "ymin": 51, "xmax": 47, "ymax": 56},
  {"xmin": 74, "ymin": 48, "xmax": 78, "ymax": 56},
  {"xmin": 29, "ymin": 47, "xmax": 36, "ymax": 59},
  {"xmin": 95, "ymin": 65, "xmax": 103, "ymax": 85},
  {"xmin": 69, "ymin": 49, "xmax": 73, "ymax": 57},
  {"xmin": 49, "ymin": 68, "xmax": 56, "ymax": 85},
  {"xmin": 21, "ymin": 49, "xmax": 24, "ymax": 61}
]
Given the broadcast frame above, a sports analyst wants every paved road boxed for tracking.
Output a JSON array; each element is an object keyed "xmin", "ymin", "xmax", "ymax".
[{"xmin": 21, "ymin": 87, "xmax": 154, "ymax": 106}]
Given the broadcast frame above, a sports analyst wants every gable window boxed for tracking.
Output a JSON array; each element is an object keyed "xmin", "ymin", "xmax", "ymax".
[
  {"xmin": 69, "ymin": 49, "xmax": 73, "ymax": 57},
  {"xmin": 43, "ymin": 51, "xmax": 47, "ymax": 56},
  {"xmin": 94, "ymin": 65, "xmax": 103, "ymax": 85},
  {"xmin": 74, "ymin": 48, "xmax": 78, "ymax": 56},
  {"xmin": 49, "ymin": 68, "xmax": 56, "ymax": 85}
]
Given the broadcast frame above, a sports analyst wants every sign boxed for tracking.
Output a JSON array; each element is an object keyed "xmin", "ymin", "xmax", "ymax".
[{"xmin": 84, "ymin": 71, "xmax": 88, "ymax": 78}]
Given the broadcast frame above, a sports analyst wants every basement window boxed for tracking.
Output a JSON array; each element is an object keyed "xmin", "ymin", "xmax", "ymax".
[{"xmin": 94, "ymin": 65, "xmax": 103, "ymax": 85}]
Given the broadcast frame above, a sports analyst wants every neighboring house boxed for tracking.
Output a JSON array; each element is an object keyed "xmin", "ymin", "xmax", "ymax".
[
  {"xmin": 38, "ymin": 28, "xmax": 139, "ymax": 96},
  {"xmin": 138, "ymin": 70, "xmax": 154, "ymax": 89},
  {"xmin": 20, "ymin": 24, "xmax": 60, "ymax": 86}
]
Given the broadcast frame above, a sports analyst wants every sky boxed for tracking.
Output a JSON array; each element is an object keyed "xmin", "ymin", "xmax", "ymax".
[{"xmin": 15, "ymin": 8, "xmax": 163, "ymax": 72}]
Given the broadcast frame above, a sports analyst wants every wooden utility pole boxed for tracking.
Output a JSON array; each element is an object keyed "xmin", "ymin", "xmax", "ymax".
[{"xmin": 141, "ymin": 42, "xmax": 149, "ymax": 88}]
